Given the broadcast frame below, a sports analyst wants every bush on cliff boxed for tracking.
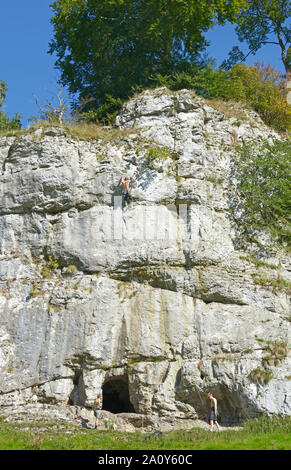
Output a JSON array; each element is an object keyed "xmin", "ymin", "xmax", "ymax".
[
  {"xmin": 156, "ymin": 63, "xmax": 289, "ymax": 132},
  {"xmin": 236, "ymin": 138, "xmax": 291, "ymax": 249}
]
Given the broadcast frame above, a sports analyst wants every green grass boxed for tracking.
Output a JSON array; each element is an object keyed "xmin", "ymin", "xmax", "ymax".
[{"xmin": 0, "ymin": 416, "xmax": 290, "ymax": 450}]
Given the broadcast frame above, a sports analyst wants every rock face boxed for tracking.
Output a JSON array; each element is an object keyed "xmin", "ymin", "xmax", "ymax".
[{"xmin": 0, "ymin": 88, "xmax": 290, "ymax": 425}]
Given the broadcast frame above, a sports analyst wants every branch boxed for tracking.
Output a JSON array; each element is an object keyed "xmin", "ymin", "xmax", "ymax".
[{"xmin": 238, "ymin": 41, "xmax": 280, "ymax": 63}]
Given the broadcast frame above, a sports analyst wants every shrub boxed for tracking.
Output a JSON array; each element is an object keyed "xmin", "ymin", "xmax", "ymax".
[
  {"xmin": 249, "ymin": 367, "xmax": 273, "ymax": 385},
  {"xmin": 147, "ymin": 145, "xmax": 173, "ymax": 161},
  {"xmin": 0, "ymin": 80, "xmax": 22, "ymax": 132},
  {"xmin": 155, "ymin": 62, "xmax": 289, "ymax": 132},
  {"xmin": 29, "ymin": 281, "xmax": 44, "ymax": 298},
  {"xmin": 41, "ymin": 256, "xmax": 59, "ymax": 279},
  {"xmin": 78, "ymin": 95, "xmax": 123, "ymax": 126},
  {"xmin": 0, "ymin": 111, "xmax": 22, "ymax": 131},
  {"xmin": 235, "ymin": 138, "xmax": 291, "ymax": 249},
  {"xmin": 229, "ymin": 63, "xmax": 289, "ymax": 132},
  {"xmin": 262, "ymin": 340, "xmax": 288, "ymax": 367}
]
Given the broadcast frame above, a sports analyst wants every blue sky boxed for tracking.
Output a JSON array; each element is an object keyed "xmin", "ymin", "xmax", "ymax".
[{"xmin": 0, "ymin": 1, "xmax": 285, "ymax": 127}]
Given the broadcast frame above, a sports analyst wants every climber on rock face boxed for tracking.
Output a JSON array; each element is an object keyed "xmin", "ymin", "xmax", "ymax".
[{"xmin": 121, "ymin": 174, "xmax": 134, "ymax": 208}]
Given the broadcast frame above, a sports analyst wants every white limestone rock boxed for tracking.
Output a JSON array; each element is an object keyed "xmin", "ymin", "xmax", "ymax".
[{"xmin": 0, "ymin": 88, "xmax": 289, "ymax": 425}]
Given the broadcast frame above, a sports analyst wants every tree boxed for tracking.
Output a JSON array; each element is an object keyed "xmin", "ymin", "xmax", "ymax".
[
  {"xmin": 223, "ymin": 0, "xmax": 290, "ymax": 78},
  {"xmin": 49, "ymin": 0, "xmax": 247, "ymax": 112},
  {"xmin": 33, "ymin": 88, "xmax": 69, "ymax": 125},
  {"xmin": 236, "ymin": 138, "xmax": 291, "ymax": 247},
  {"xmin": 0, "ymin": 81, "xmax": 21, "ymax": 131},
  {"xmin": 0, "ymin": 81, "xmax": 7, "ymax": 108}
]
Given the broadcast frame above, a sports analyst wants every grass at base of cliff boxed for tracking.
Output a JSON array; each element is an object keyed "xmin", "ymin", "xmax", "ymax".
[{"xmin": 0, "ymin": 416, "xmax": 290, "ymax": 450}]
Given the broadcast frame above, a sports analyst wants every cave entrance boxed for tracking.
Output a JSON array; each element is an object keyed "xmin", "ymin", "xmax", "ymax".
[
  {"xmin": 102, "ymin": 377, "xmax": 135, "ymax": 414},
  {"xmin": 68, "ymin": 369, "xmax": 86, "ymax": 406}
]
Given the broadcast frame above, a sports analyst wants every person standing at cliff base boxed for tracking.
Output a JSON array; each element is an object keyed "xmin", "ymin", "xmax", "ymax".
[
  {"xmin": 93, "ymin": 393, "xmax": 103, "ymax": 429},
  {"xmin": 208, "ymin": 393, "xmax": 220, "ymax": 432}
]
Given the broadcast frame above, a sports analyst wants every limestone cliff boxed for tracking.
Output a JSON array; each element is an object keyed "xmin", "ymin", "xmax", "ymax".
[{"xmin": 0, "ymin": 88, "xmax": 290, "ymax": 427}]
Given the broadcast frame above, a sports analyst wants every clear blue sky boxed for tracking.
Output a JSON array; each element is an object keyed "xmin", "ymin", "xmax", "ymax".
[{"xmin": 0, "ymin": 1, "xmax": 285, "ymax": 127}]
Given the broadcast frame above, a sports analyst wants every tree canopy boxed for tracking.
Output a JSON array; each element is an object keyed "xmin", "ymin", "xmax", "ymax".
[
  {"xmin": 223, "ymin": 0, "xmax": 290, "ymax": 77},
  {"xmin": 49, "ymin": 0, "xmax": 247, "ymax": 110}
]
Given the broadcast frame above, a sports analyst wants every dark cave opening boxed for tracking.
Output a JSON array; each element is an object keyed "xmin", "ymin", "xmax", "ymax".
[
  {"xmin": 68, "ymin": 369, "xmax": 86, "ymax": 406},
  {"xmin": 102, "ymin": 377, "xmax": 135, "ymax": 414}
]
